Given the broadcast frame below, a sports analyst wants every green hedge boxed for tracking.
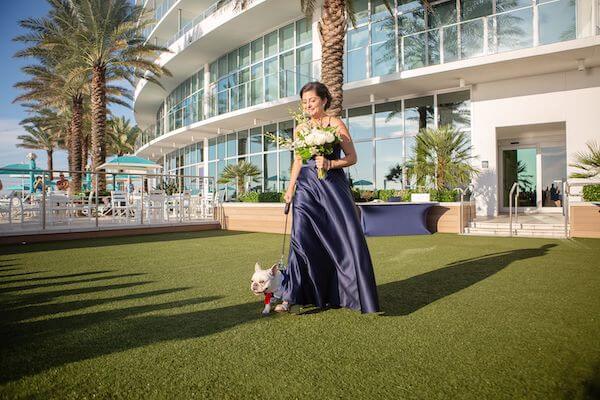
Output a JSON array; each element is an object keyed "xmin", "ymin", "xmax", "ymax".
[
  {"xmin": 238, "ymin": 191, "xmax": 284, "ymax": 203},
  {"xmin": 582, "ymin": 184, "xmax": 600, "ymax": 202},
  {"xmin": 351, "ymin": 188, "xmax": 459, "ymax": 202}
]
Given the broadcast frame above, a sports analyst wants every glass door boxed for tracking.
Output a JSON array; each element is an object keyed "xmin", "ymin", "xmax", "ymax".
[
  {"xmin": 501, "ymin": 147, "xmax": 537, "ymax": 209},
  {"xmin": 540, "ymin": 146, "xmax": 566, "ymax": 208}
]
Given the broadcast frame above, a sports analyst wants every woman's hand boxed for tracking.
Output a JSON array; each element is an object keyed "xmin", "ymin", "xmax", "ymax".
[
  {"xmin": 283, "ymin": 188, "xmax": 294, "ymax": 203},
  {"xmin": 315, "ymin": 156, "xmax": 331, "ymax": 171}
]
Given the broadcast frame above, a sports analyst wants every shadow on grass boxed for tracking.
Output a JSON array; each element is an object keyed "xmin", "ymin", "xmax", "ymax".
[
  {"xmin": 0, "ymin": 271, "xmax": 50, "ymax": 279},
  {"xmin": 0, "ymin": 230, "xmax": 254, "ymax": 255},
  {"xmin": 378, "ymin": 244, "xmax": 557, "ymax": 316},
  {"xmin": 0, "ymin": 273, "xmax": 147, "ymax": 294},
  {"xmin": 0, "ymin": 293, "xmax": 263, "ymax": 383},
  {"xmin": 0, "ymin": 270, "xmax": 114, "ymax": 285}
]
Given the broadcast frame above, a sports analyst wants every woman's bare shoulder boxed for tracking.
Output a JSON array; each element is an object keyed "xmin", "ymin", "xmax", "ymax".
[{"xmin": 328, "ymin": 116, "xmax": 347, "ymax": 127}]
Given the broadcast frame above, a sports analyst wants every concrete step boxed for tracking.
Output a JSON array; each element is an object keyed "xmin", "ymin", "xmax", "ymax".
[
  {"xmin": 464, "ymin": 226, "xmax": 568, "ymax": 238},
  {"xmin": 469, "ymin": 222, "xmax": 566, "ymax": 230}
]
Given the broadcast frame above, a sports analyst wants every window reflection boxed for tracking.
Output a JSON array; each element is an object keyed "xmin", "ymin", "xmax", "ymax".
[
  {"xmin": 376, "ymin": 138, "xmax": 404, "ymax": 190},
  {"xmin": 404, "ymin": 96, "xmax": 434, "ymax": 134},
  {"xmin": 348, "ymin": 106, "xmax": 373, "ymax": 141}
]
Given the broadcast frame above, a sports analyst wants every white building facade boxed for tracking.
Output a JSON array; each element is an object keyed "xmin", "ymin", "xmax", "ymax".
[{"xmin": 133, "ymin": 0, "xmax": 600, "ymax": 216}]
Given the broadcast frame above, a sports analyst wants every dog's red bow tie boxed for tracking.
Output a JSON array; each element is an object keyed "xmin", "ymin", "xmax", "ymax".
[{"xmin": 264, "ymin": 292, "xmax": 273, "ymax": 305}]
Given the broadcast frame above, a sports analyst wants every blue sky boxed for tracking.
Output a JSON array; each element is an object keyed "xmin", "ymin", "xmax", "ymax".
[{"xmin": 0, "ymin": 1, "xmax": 135, "ymax": 171}]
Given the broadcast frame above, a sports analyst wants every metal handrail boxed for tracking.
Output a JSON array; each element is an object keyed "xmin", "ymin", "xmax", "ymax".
[{"xmin": 508, "ymin": 182, "xmax": 518, "ymax": 237}]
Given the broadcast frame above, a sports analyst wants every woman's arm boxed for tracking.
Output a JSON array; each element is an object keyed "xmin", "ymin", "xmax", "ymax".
[{"xmin": 323, "ymin": 116, "xmax": 357, "ymax": 170}]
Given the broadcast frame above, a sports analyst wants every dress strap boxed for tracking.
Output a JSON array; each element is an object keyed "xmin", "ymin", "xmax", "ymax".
[{"xmin": 326, "ymin": 116, "xmax": 331, "ymax": 127}]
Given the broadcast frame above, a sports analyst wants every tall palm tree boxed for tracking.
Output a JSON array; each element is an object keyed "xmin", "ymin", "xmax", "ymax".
[
  {"xmin": 218, "ymin": 160, "xmax": 261, "ymax": 197},
  {"xmin": 569, "ymin": 140, "xmax": 600, "ymax": 179},
  {"xmin": 48, "ymin": 0, "xmax": 171, "ymax": 191},
  {"xmin": 107, "ymin": 116, "xmax": 141, "ymax": 156},
  {"xmin": 16, "ymin": 123, "xmax": 62, "ymax": 179},
  {"xmin": 412, "ymin": 125, "xmax": 479, "ymax": 190}
]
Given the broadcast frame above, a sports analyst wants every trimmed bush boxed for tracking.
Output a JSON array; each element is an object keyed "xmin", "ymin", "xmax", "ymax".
[
  {"xmin": 582, "ymin": 184, "xmax": 600, "ymax": 201},
  {"xmin": 377, "ymin": 189, "xmax": 396, "ymax": 201},
  {"xmin": 258, "ymin": 191, "xmax": 284, "ymax": 203},
  {"xmin": 429, "ymin": 188, "xmax": 458, "ymax": 202},
  {"xmin": 239, "ymin": 191, "xmax": 259, "ymax": 202}
]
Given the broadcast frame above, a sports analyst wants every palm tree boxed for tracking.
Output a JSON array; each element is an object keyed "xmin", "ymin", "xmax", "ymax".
[
  {"xmin": 217, "ymin": 160, "xmax": 261, "ymax": 197},
  {"xmin": 412, "ymin": 125, "xmax": 479, "ymax": 190},
  {"xmin": 569, "ymin": 140, "xmax": 600, "ymax": 179},
  {"xmin": 48, "ymin": 0, "xmax": 171, "ymax": 191},
  {"xmin": 107, "ymin": 116, "xmax": 141, "ymax": 156},
  {"xmin": 16, "ymin": 123, "xmax": 61, "ymax": 179}
]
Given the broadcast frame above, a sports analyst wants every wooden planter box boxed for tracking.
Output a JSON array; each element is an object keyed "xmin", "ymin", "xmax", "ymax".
[
  {"xmin": 569, "ymin": 203, "xmax": 600, "ymax": 238},
  {"xmin": 215, "ymin": 201, "xmax": 473, "ymax": 235}
]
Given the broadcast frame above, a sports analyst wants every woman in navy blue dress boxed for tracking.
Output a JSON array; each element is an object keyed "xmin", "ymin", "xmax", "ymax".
[{"xmin": 275, "ymin": 82, "xmax": 380, "ymax": 314}]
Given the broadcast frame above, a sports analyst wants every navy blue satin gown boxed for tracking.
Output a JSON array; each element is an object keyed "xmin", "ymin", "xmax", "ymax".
[{"xmin": 281, "ymin": 136, "xmax": 380, "ymax": 314}]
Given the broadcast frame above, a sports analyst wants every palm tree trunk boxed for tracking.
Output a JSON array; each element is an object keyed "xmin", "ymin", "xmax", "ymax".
[
  {"xmin": 320, "ymin": 0, "xmax": 346, "ymax": 118},
  {"xmin": 91, "ymin": 64, "xmax": 107, "ymax": 192},
  {"xmin": 46, "ymin": 149, "xmax": 54, "ymax": 180},
  {"xmin": 81, "ymin": 135, "xmax": 88, "ymax": 174},
  {"xmin": 69, "ymin": 96, "xmax": 84, "ymax": 195}
]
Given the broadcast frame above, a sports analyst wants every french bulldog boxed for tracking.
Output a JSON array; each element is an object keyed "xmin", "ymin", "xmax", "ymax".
[{"xmin": 250, "ymin": 262, "xmax": 285, "ymax": 315}]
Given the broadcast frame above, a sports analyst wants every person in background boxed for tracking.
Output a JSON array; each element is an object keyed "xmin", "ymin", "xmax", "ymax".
[
  {"xmin": 33, "ymin": 176, "xmax": 44, "ymax": 193},
  {"xmin": 56, "ymin": 173, "xmax": 69, "ymax": 191}
]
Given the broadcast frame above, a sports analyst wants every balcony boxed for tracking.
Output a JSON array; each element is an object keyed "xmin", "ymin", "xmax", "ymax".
[{"xmin": 134, "ymin": 0, "xmax": 303, "ymax": 127}]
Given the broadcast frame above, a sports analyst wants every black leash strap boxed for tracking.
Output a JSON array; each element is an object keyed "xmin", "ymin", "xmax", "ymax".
[{"xmin": 279, "ymin": 202, "xmax": 291, "ymax": 270}]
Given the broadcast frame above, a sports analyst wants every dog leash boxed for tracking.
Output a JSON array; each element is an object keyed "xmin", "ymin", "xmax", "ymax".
[{"xmin": 278, "ymin": 201, "xmax": 291, "ymax": 271}]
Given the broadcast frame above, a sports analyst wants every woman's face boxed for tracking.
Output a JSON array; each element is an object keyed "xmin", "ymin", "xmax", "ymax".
[{"xmin": 301, "ymin": 89, "xmax": 325, "ymax": 117}]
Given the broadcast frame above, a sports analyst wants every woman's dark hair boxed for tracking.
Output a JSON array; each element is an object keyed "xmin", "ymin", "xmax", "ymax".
[{"xmin": 299, "ymin": 81, "xmax": 332, "ymax": 111}]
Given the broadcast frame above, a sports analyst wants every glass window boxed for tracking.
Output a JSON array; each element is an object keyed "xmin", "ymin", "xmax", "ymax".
[
  {"xmin": 264, "ymin": 123, "xmax": 277, "ymax": 151},
  {"xmin": 372, "ymin": 0, "xmax": 394, "ymax": 21},
  {"xmin": 250, "ymin": 127, "xmax": 262, "ymax": 153},
  {"xmin": 348, "ymin": 106, "xmax": 373, "ymax": 141},
  {"xmin": 461, "ymin": 0, "xmax": 492, "ymax": 20},
  {"xmin": 375, "ymin": 101, "xmax": 402, "ymax": 138},
  {"xmin": 217, "ymin": 135, "xmax": 226, "ymax": 159},
  {"xmin": 279, "ymin": 150, "xmax": 293, "ymax": 192},
  {"xmin": 228, "ymin": 50, "xmax": 238, "ymax": 72},
  {"xmin": 218, "ymin": 55, "xmax": 228, "ymax": 78},
  {"xmin": 278, "ymin": 120, "xmax": 294, "ymax": 141},
  {"xmin": 264, "ymin": 31, "xmax": 278, "ymax": 58},
  {"xmin": 348, "ymin": 26, "xmax": 369, "ymax": 50},
  {"xmin": 351, "ymin": 0, "xmax": 369, "ymax": 26},
  {"xmin": 264, "ymin": 58, "xmax": 278, "ymax": 102},
  {"xmin": 279, "ymin": 23, "xmax": 295, "ymax": 51},
  {"xmin": 264, "ymin": 152, "xmax": 278, "ymax": 191},
  {"xmin": 296, "ymin": 45, "xmax": 313, "ymax": 88},
  {"xmin": 249, "ymin": 154, "xmax": 263, "ymax": 191},
  {"xmin": 371, "ymin": 41, "xmax": 396, "ymax": 77},
  {"xmin": 437, "ymin": 90, "xmax": 470, "ymax": 131},
  {"xmin": 398, "ymin": 0, "xmax": 426, "ymax": 35},
  {"xmin": 237, "ymin": 130, "xmax": 248, "ymax": 155},
  {"xmin": 404, "ymin": 96, "xmax": 434, "ymax": 134},
  {"xmin": 428, "ymin": 0, "xmax": 457, "ymax": 29},
  {"xmin": 239, "ymin": 44, "xmax": 250, "ymax": 67},
  {"xmin": 280, "ymin": 51, "xmax": 294, "ymax": 97},
  {"xmin": 296, "ymin": 18, "xmax": 311, "ymax": 45},
  {"xmin": 347, "ymin": 49, "xmax": 368, "ymax": 82},
  {"xmin": 376, "ymin": 138, "xmax": 404, "ymax": 190},
  {"xmin": 538, "ymin": 0, "xmax": 576, "ymax": 45},
  {"xmin": 371, "ymin": 18, "xmax": 395, "ymax": 43},
  {"xmin": 251, "ymin": 37, "xmax": 263, "ymax": 63},
  {"xmin": 350, "ymin": 141, "xmax": 374, "ymax": 190},
  {"xmin": 226, "ymin": 132, "xmax": 237, "ymax": 157}
]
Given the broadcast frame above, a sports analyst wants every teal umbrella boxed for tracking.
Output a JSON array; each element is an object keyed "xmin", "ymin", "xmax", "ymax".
[
  {"xmin": 353, "ymin": 179, "xmax": 373, "ymax": 186},
  {"xmin": 0, "ymin": 163, "xmax": 44, "ymax": 175},
  {"xmin": 97, "ymin": 155, "xmax": 162, "ymax": 172}
]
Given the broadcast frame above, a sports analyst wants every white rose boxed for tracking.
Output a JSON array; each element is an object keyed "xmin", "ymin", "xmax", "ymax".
[{"xmin": 325, "ymin": 132, "xmax": 335, "ymax": 143}]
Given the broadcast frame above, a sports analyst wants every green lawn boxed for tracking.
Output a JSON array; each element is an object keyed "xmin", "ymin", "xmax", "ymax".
[{"xmin": 0, "ymin": 231, "xmax": 599, "ymax": 399}]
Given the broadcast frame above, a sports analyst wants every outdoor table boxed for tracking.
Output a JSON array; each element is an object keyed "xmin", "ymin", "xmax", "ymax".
[{"xmin": 356, "ymin": 202, "xmax": 437, "ymax": 236}]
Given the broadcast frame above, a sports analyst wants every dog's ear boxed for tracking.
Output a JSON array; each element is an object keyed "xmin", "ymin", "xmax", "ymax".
[
  {"xmin": 254, "ymin": 262, "xmax": 261, "ymax": 272},
  {"xmin": 270, "ymin": 264, "xmax": 278, "ymax": 275}
]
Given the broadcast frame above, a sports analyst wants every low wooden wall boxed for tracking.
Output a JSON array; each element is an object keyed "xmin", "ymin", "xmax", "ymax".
[
  {"xmin": 216, "ymin": 202, "xmax": 472, "ymax": 235},
  {"xmin": 569, "ymin": 203, "xmax": 600, "ymax": 238}
]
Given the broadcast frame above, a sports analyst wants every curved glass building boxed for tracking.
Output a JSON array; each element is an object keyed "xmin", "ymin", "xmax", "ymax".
[{"xmin": 134, "ymin": 0, "xmax": 600, "ymax": 216}]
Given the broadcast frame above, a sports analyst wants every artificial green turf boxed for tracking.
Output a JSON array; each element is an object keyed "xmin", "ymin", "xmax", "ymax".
[{"xmin": 0, "ymin": 231, "xmax": 599, "ymax": 399}]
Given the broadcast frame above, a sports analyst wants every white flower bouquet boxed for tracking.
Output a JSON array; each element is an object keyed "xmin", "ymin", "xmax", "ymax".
[{"xmin": 265, "ymin": 104, "xmax": 343, "ymax": 180}]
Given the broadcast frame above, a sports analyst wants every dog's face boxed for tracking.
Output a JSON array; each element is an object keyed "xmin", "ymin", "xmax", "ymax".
[{"xmin": 250, "ymin": 262, "xmax": 279, "ymax": 295}]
